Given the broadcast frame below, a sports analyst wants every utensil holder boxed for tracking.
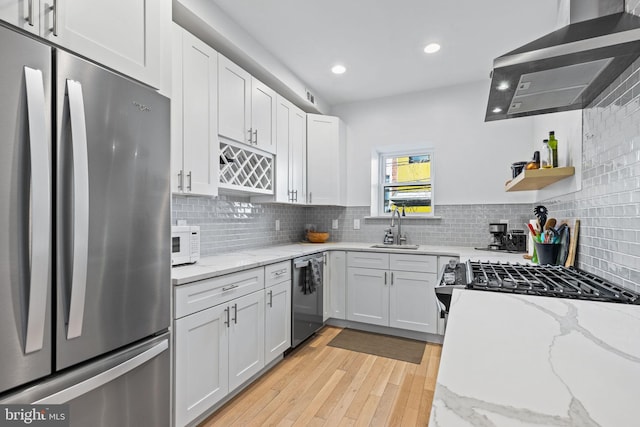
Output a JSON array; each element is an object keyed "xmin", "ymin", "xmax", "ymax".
[{"xmin": 534, "ymin": 242, "xmax": 560, "ymax": 265}]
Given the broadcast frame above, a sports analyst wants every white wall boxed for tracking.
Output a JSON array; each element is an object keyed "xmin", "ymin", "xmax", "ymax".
[
  {"xmin": 532, "ymin": 110, "xmax": 583, "ymax": 202},
  {"xmin": 331, "ymin": 80, "xmax": 539, "ymax": 207}
]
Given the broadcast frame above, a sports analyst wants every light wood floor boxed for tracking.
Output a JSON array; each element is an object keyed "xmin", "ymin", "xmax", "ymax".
[{"xmin": 199, "ymin": 326, "xmax": 442, "ymax": 427}]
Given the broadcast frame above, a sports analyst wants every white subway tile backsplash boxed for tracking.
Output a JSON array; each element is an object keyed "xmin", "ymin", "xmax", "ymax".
[{"xmin": 543, "ymin": 55, "xmax": 640, "ymax": 291}]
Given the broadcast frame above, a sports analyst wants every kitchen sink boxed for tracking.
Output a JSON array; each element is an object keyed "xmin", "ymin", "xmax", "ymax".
[{"xmin": 370, "ymin": 244, "xmax": 420, "ymax": 250}]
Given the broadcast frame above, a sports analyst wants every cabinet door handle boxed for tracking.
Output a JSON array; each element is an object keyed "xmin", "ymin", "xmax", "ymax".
[
  {"xmin": 391, "ymin": 272, "xmax": 394, "ymax": 285},
  {"xmin": 268, "ymin": 290, "xmax": 273, "ymax": 307},
  {"xmin": 309, "ymin": 192, "xmax": 312, "ymax": 204},
  {"xmin": 177, "ymin": 170, "xmax": 184, "ymax": 191},
  {"xmin": 384, "ymin": 271, "xmax": 387, "ymax": 285},
  {"xmin": 224, "ymin": 307, "xmax": 230, "ymax": 327},
  {"xmin": 253, "ymin": 129, "xmax": 258, "ymax": 144},
  {"xmin": 233, "ymin": 303, "xmax": 238, "ymax": 324},
  {"xmin": 27, "ymin": 0, "xmax": 34, "ymax": 26},
  {"xmin": 247, "ymin": 128, "xmax": 253, "ymax": 144},
  {"xmin": 51, "ymin": 0, "xmax": 58, "ymax": 36},
  {"xmin": 186, "ymin": 171, "xmax": 192, "ymax": 191},
  {"xmin": 294, "ymin": 190, "xmax": 298, "ymax": 202},
  {"xmin": 222, "ymin": 284, "xmax": 239, "ymax": 292}
]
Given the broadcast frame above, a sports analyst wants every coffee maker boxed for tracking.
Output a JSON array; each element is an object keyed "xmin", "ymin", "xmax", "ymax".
[{"xmin": 488, "ymin": 223, "xmax": 507, "ymax": 250}]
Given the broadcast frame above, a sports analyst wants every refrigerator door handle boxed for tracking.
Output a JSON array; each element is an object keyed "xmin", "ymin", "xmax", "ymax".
[
  {"xmin": 65, "ymin": 79, "xmax": 90, "ymax": 340},
  {"xmin": 24, "ymin": 67, "xmax": 51, "ymax": 354},
  {"xmin": 33, "ymin": 339, "xmax": 169, "ymax": 404}
]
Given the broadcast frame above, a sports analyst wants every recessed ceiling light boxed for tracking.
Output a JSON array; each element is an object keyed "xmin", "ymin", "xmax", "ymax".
[
  {"xmin": 492, "ymin": 107, "xmax": 503, "ymax": 113},
  {"xmin": 497, "ymin": 81, "xmax": 510, "ymax": 91},
  {"xmin": 331, "ymin": 64, "xmax": 346, "ymax": 74},
  {"xmin": 423, "ymin": 43, "xmax": 441, "ymax": 54}
]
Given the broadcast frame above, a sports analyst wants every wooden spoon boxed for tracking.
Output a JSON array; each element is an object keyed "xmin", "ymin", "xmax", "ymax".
[{"xmin": 544, "ymin": 218, "xmax": 557, "ymax": 230}]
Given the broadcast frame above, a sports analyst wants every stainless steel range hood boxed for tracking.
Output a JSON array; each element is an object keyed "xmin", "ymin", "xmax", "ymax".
[{"xmin": 485, "ymin": 0, "xmax": 640, "ymax": 121}]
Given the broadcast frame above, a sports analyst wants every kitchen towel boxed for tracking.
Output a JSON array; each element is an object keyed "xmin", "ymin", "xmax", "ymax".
[{"xmin": 302, "ymin": 258, "xmax": 322, "ymax": 294}]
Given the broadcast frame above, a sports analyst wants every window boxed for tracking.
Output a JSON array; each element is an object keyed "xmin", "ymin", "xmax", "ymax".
[{"xmin": 380, "ymin": 151, "xmax": 433, "ymax": 215}]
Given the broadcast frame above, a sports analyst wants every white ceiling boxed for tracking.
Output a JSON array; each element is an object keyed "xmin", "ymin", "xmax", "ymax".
[{"xmin": 211, "ymin": 0, "xmax": 560, "ymax": 107}]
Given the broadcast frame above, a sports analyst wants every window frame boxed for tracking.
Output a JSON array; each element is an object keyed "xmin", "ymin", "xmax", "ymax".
[{"xmin": 376, "ymin": 148, "xmax": 435, "ymax": 217}]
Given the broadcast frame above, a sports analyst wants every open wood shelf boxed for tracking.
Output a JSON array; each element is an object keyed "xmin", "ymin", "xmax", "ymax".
[{"xmin": 505, "ymin": 166, "xmax": 575, "ymax": 192}]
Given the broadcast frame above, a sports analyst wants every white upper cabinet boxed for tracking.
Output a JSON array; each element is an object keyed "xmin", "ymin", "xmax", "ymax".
[
  {"xmin": 290, "ymin": 104, "xmax": 307, "ymax": 203},
  {"xmin": 171, "ymin": 25, "xmax": 218, "ymax": 196},
  {"xmin": 255, "ymin": 95, "xmax": 306, "ymax": 204},
  {"xmin": 218, "ymin": 55, "xmax": 252, "ymax": 145},
  {"xmin": 306, "ymin": 114, "xmax": 346, "ymax": 206},
  {"xmin": 218, "ymin": 55, "xmax": 277, "ymax": 154},
  {"xmin": 251, "ymin": 79, "xmax": 277, "ymax": 153},
  {"xmin": 0, "ymin": 0, "xmax": 164, "ymax": 87},
  {"xmin": 0, "ymin": 0, "xmax": 39, "ymax": 34}
]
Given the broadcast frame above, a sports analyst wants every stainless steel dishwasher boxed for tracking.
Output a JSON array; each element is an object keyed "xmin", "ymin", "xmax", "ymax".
[{"xmin": 292, "ymin": 253, "xmax": 325, "ymax": 348}]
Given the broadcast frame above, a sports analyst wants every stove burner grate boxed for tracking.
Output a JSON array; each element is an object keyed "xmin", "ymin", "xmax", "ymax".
[{"xmin": 466, "ymin": 261, "xmax": 640, "ymax": 304}]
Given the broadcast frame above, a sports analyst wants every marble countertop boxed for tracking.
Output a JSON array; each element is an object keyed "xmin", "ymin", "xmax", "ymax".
[
  {"xmin": 171, "ymin": 242, "xmax": 530, "ymax": 285},
  {"xmin": 429, "ymin": 289, "xmax": 640, "ymax": 426}
]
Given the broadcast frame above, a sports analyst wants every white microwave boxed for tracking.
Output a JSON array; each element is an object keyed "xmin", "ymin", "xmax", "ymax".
[{"xmin": 171, "ymin": 226, "xmax": 200, "ymax": 266}]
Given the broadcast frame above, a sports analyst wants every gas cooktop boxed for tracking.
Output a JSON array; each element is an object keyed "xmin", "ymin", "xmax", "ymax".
[{"xmin": 437, "ymin": 261, "xmax": 640, "ymax": 308}]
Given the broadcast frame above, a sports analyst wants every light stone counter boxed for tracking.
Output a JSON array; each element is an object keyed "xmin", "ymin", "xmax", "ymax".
[
  {"xmin": 171, "ymin": 243, "xmax": 529, "ymax": 285},
  {"xmin": 429, "ymin": 289, "xmax": 640, "ymax": 426}
]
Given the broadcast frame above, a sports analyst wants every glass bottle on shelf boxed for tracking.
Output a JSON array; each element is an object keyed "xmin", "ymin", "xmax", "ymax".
[
  {"xmin": 548, "ymin": 131, "xmax": 558, "ymax": 167},
  {"xmin": 541, "ymin": 139, "xmax": 552, "ymax": 168}
]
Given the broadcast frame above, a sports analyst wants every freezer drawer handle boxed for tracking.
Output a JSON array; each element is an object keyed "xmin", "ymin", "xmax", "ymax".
[
  {"xmin": 65, "ymin": 79, "xmax": 90, "ymax": 340},
  {"xmin": 24, "ymin": 67, "xmax": 51, "ymax": 354},
  {"xmin": 33, "ymin": 339, "xmax": 169, "ymax": 404}
]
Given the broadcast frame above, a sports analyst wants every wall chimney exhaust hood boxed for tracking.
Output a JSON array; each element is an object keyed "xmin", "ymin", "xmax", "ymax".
[{"xmin": 486, "ymin": 0, "xmax": 640, "ymax": 121}]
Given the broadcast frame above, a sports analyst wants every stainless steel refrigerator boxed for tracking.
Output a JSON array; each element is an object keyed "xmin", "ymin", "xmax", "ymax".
[{"xmin": 0, "ymin": 23, "xmax": 170, "ymax": 426}]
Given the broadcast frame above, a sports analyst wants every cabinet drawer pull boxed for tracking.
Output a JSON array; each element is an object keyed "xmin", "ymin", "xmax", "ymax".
[
  {"xmin": 272, "ymin": 269, "xmax": 287, "ymax": 277},
  {"xmin": 222, "ymin": 284, "xmax": 239, "ymax": 292}
]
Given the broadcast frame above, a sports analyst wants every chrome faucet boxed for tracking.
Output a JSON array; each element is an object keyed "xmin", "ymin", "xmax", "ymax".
[{"xmin": 390, "ymin": 206, "xmax": 406, "ymax": 245}]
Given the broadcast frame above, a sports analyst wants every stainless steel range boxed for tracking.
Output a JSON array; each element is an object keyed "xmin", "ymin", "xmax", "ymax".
[{"xmin": 435, "ymin": 261, "xmax": 640, "ymax": 328}]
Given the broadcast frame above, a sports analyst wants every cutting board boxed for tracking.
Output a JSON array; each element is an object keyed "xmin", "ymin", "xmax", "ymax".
[{"xmin": 564, "ymin": 219, "xmax": 580, "ymax": 267}]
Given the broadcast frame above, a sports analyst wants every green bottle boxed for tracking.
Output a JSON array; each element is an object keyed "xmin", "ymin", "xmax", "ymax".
[{"xmin": 548, "ymin": 131, "xmax": 558, "ymax": 167}]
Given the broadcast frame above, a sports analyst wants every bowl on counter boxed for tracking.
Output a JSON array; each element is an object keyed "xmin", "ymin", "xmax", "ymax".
[{"xmin": 307, "ymin": 231, "xmax": 330, "ymax": 243}]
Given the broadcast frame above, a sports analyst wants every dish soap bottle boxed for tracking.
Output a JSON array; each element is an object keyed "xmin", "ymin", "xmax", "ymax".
[{"xmin": 548, "ymin": 131, "xmax": 558, "ymax": 167}]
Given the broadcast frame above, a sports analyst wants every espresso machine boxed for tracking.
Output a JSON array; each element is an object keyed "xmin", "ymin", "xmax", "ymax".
[{"xmin": 488, "ymin": 223, "xmax": 507, "ymax": 250}]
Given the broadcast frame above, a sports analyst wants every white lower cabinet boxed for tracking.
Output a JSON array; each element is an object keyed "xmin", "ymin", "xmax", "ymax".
[
  {"xmin": 228, "ymin": 291, "xmax": 265, "ymax": 391},
  {"xmin": 174, "ymin": 268, "xmax": 266, "ymax": 427},
  {"xmin": 346, "ymin": 252, "xmax": 438, "ymax": 334},
  {"xmin": 347, "ymin": 267, "xmax": 389, "ymax": 326},
  {"xmin": 389, "ymin": 270, "xmax": 437, "ymax": 332},
  {"xmin": 264, "ymin": 280, "xmax": 291, "ymax": 364},
  {"xmin": 325, "ymin": 251, "xmax": 346, "ymax": 320},
  {"xmin": 175, "ymin": 304, "xmax": 229, "ymax": 427}
]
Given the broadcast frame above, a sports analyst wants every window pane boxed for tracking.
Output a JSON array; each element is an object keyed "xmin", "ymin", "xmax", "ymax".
[
  {"xmin": 383, "ymin": 184, "xmax": 432, "ymax": 213},
  {"xmin": 384, "ymin": 154, "xmax": 431, "ymax": 184}
]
